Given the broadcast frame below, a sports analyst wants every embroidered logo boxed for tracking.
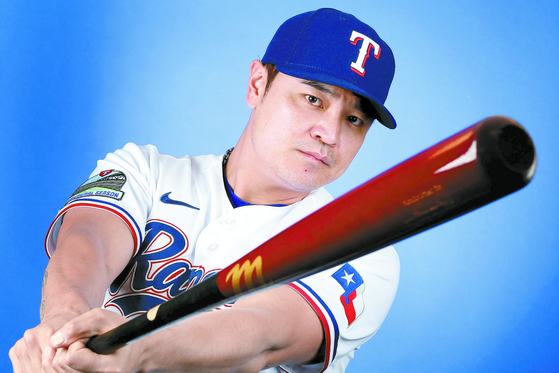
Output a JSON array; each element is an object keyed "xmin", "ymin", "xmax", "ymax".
[
  {"xmin": 349, "ymin": 30, "xmax": 381, "ymax": 76},
  {"xmin": 67, "ymin": 169, "xmax": 126, "ymax": 203},
  {"xmin": 105, "ymin": 220, "xmax": 216, "ymax": 318},
  {"xmin": 160, "ymin": 192, "xmax": 199, "ymax": 210},
  {"xmin": 332, "ymin": 263, "xmax": 365, "ymax": 327}
]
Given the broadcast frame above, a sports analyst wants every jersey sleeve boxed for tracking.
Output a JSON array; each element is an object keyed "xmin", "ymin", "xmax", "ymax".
[
  {"xmin": 44, "ymin": 143, "xmax": 159, "ymax": 258},
  {"xmin": 284, "ymin": 246, "xmax": 400, "ymax": 372}
]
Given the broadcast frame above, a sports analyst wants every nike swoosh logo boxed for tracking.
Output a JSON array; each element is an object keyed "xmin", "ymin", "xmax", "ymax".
[{"xmin": 160, "ymin": 192, "xmax": 200, "ymax": 210}]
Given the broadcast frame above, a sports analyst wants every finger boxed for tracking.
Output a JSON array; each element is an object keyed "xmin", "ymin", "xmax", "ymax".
[
  {"xmin": 12, "ymin": 333, "xmax": 45, "ymax": 373},
  {"xmin": 9, "ymin": 345, "xmax": 23, "ymax": 373},
  {"xmin": 52, "ymin": 347, "xmax": 76, "ymax": 373},
  {"xmin": 53, "ymin": 341, "xmax": 98, "ymax": 373},
  {"xmin": 51, "ymin": 309, "xmax": 111, "ymax": 349},
  {"xmin": 42, "ymin": 345, "xmax": 58, "ymax": 373},
  {"xmin": 25, "ymin": 329, "xmax": 48, "ymax": 372}
]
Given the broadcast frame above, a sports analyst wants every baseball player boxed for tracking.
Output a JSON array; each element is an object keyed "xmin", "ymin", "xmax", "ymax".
[{"xmin": 10, "ymin": 8, "xmax": 400, "ymax": 373}]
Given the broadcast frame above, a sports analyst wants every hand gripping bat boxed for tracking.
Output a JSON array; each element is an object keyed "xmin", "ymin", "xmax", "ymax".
[{"xmin": 87, "ymin": 115, "xmax": 537, "ymax": 354}]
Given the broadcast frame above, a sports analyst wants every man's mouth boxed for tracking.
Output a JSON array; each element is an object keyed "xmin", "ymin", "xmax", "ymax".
[{"xmin": 300, "ymin": 150, "xmax": 330, "ymax": 166}]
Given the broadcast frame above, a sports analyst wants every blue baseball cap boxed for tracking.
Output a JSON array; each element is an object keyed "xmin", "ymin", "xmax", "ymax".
[{"xmin": 262, "ymin": 8, "xmax": 397, "ymax": 129}]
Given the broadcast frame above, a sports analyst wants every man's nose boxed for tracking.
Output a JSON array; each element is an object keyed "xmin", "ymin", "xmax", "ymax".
[{"xmin": 310, "ymin": 114, "xmax": 341, "ymax": 146}]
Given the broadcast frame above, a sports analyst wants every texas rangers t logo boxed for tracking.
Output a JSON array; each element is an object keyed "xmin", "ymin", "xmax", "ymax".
[
  {"xmin": 332, "ymin": 263, "xmax": 365, "ymax": 327},
  {"xmin": 349, "ymin": 30, "xmax": 381, "ymax": 76}
]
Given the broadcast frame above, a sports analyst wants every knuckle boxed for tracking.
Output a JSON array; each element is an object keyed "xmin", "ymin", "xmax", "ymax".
[
  {"xmin": 23, "ymin": 329, "xmax": 36, "ymax": 344},
  {"xmin": 92, "ymin": 307, "xmax": 106, "ymax": 319},
  {"xmin": 91, "ymin": 307, "xmax": 103, "ymax": 318},
  {"xmin": 10, "ymin": 341, "xmax": 25, "ymax": 356},
  {"xmin": 91, "ymin": 308, "xmax": 106, "ymax": 325},
  {"xmin": 43, "ymin": 324, "xmax": 56, "ymax": 334},
  {"xmin": 8, "ymin": 345, "xmax": 16, "ymax": 358},
  {"xmin": 11, "ymin": 340, "xmax": 21, "ymax": 352},
  {"xmin": 64, "ymin": 321, "xmax": 77, "ymax": 336},
  {"xmin": 12, "ymin": 341, "xmax": 26, "ymax": 356}
]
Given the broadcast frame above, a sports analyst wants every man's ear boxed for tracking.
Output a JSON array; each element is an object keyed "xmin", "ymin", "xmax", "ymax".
[{"xmin": 246, "ymin": 60, "xmax": 267, "ymax": 109}]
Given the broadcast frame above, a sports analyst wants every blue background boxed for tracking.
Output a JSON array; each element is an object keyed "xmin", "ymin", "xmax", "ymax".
[{"xmin": 2, "ymin": 1, "xmax": 558, "ymax": 372}]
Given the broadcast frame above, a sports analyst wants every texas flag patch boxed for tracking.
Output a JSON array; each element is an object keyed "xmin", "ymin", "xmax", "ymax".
[{"xmin": 332, "ymin": 263, "xmax": 365, "ymax": 327}]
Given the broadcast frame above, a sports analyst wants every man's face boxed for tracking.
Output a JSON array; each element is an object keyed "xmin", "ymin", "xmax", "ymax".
[{"xmin": 246, "ymin": 62, "xmax": 374, "ymax": 194}]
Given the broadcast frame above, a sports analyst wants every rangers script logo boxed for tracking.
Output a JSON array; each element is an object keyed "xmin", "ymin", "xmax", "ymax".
[{"xmin": 105, "ymin": 220, "xmax": 216, "ymax": 318}]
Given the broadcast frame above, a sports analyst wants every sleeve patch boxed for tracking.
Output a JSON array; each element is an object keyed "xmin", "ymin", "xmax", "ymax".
[
  {"xmin": 67, "ymin": 169, "xmax": 126, "ymax": 203},
  {"xmin": 332, "ymin": 263, "xmax": 365, "ymax": 327}
]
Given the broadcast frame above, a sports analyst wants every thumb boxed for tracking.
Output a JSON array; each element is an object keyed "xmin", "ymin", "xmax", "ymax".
[
  {"xmin": 50, "ymin": 331, "xmax": 67, "ymax": 349},
  {"xmin": 50, "ymin": 308, "xmax": 110, "ymax": 349}
]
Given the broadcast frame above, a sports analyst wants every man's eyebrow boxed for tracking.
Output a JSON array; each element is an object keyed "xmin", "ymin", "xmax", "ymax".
[
  {"xmin": 301, "ymin": 80, "xmax": 340, "ymax": 98},
  {"xmin": 302, "ymin": 80, "xmax": 377, "ymax": 121}
]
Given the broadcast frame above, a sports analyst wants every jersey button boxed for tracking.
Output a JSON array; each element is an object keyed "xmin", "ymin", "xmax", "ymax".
[
  {"xmin": 223, "ymin": 217, "xmax": 236, "ymax": 226},
  {"xmin": 207, "ymin": 243, "xmax": 219, "ymax": 251}
]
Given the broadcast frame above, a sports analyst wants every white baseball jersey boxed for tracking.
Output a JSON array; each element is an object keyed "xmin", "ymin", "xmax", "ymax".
[{"xmin": 45, "ymin": 143, "xmax": 400, "ymax": 373}]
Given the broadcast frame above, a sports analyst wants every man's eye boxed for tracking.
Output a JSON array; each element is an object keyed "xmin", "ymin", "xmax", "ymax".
[
  {"xmin": 305, "ymin": 95, "xmax": 322, "ymax": 107},
  {"xmin": 347, "ymin": 115, "xmax": 364, "ymax": 126}
]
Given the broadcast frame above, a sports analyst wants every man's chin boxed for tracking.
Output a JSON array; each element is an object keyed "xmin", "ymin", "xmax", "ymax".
[{"xmin": 280, "ymin": 170, "xmax": 334, "ymax": 192}]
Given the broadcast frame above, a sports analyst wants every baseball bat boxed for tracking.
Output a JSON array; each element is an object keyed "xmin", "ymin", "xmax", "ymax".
[{"xmin": 87, "ymin": 115, "xmax": 536, "ymax": 354}]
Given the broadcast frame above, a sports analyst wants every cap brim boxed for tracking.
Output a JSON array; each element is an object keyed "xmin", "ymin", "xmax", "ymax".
[{"xmin": 274, "ymin": 64, "xmax": 397, "ymax": 129}]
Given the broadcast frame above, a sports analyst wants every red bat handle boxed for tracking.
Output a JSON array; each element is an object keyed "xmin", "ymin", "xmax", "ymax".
[
  {"xmin": 216, "ymin": 116, "xmax": 536, "ymax": 297},
  {"xmin": 88, "ymin": 116, "xmax": 536, "ymax": 354}
]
